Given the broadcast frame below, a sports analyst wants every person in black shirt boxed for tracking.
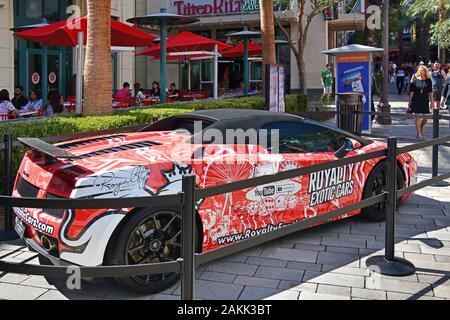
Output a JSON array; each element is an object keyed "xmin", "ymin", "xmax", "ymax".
[
  {"xmin": 408, "ymin": 66, "xmax": 433, "ymax": 139},
  {"xmin": 11, "ymin": 86, "xmax": 28, "ymax": 110},
  {"xmin": 150, "ymin": 81, "xmax": 161, "ymax": 98}
]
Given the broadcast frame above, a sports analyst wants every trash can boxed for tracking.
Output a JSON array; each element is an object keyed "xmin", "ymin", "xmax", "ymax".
[{"xmin": 336, "ymin": 93, "xmax": 364, "ymax": 134}]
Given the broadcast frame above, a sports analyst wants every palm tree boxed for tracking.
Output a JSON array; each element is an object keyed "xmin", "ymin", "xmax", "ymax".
[
  {"xmin": 406, "ymin": 0, "xmax": 450, "ymax": 61},
  {"xmin": 259, "ymin": 0, "xmax": 277, "ymax": 68},
  {"xmin": 83, "ymin": 0, "xmax": 112, "ymax": 114}
]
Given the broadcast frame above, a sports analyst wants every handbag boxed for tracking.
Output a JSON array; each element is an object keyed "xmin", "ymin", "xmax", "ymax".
[{"xmin": 445, "ymin": 95, "xmax": 450, "ymax": 106}]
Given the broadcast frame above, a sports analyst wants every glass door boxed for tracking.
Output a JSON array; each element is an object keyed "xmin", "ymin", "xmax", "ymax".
[
  {"xmin": 27, "ymin": 51, "xmax": 42, "ymax": 94},
  {"xmin": 200, "ymin": 60, "xmax": 213, "ymax": 97},
  {"xmin": 47, "ymin": 52, "xmax": 61, "ymax": 94}
]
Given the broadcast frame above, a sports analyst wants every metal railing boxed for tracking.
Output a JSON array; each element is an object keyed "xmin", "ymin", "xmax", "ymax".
[
  {"xmin": 0, "ymin": 110, "xmax": 450, "ymax": 300},
  {"xmin": 293, "ymin": 107, "xmax": 450, "ymax": 179}
]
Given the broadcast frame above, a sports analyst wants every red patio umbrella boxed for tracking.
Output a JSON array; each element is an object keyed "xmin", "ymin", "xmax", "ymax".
[
  {"xmin": 221, "ymin": 41, "xmax": 262, "ymax": 58},
  {"xmin": 137, "ymin": 31, "xmax": 232, "ymax": 57},
  {"xmin": 14, "ymin": 15, "xmax": 156, "ymax": 47}
]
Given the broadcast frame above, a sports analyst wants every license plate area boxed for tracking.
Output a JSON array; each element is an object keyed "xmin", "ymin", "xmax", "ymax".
[{"xmin": 14, "ymin": 217, "xmax": 26, "ymax": 239}]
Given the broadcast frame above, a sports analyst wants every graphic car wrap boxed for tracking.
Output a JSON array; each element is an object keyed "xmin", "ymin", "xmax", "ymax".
[{"xmin": 12, "ymin": 130, "xmax": 416, "ymax": 266}]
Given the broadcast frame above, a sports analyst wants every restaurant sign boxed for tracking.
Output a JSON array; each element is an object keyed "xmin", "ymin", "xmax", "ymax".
[{"xmin": 173, "ymin": 0, "xmax": 261, "ymax": 16}]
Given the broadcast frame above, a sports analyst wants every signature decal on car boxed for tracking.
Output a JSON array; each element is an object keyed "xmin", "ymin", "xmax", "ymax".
[
  {"xmin": 73, "ymin": 166, "xmax": 152, "ymax": 199},
  {"xmin": 92, "ymin": 166, "xmax": 150, "ymax": 197}
]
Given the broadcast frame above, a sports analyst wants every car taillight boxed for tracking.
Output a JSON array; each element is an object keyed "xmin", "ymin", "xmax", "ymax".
[{"xmin": 44, "ymin": 193, "xmax": 66, "ymax": 219}]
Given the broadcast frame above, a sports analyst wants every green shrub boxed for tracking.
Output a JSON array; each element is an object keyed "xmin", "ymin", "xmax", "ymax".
[{"xmin": 0, "ymin": 94, "xmax": 307, "ymax": 187}]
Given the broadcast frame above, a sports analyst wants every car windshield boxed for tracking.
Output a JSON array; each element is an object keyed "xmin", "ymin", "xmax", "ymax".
[
  {"xmin": 261, "ymin": 121, "xmax": 343, "ymax": 153},
  {"xmin": 141, "ymin": 117, "xmax": 214, "ymax": 135}
]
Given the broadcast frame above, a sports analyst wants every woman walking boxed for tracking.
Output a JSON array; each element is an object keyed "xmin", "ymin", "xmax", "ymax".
[{"xmin": 408, "ymin": 66, "xmax": 434, "ymax": 139}]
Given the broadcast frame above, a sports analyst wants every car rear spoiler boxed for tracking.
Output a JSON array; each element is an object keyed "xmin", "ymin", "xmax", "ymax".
[{"xmin": 18, "ymin": 138, "xmax": 79, "ymax": 162}]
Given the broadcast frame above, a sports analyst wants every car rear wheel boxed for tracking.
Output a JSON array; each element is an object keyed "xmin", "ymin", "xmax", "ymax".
[
  {"xmin": 106, "ymin": 208, "xmax": 182, "ymax": 294},
  {"xmin": 361, "ymin": 162, "xmax": 404, "ymax": 222}
]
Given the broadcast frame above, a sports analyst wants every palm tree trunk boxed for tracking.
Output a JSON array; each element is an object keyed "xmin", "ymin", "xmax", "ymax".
[
  {"xmin": 260, "ymin": 0, "xmax": 277, "ymax": 65},
  {"xmin": 84, "ymin": 0, "xmax": 112, "ymax": 114}
]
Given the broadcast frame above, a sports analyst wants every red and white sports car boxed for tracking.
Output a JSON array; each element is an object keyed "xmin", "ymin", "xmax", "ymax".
[{"xmin": 12, "ymin": 109, "xmax": 417, "ymax": 293}]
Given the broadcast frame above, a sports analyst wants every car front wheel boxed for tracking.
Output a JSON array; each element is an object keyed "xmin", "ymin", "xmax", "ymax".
[{"xmin": 360, "ymin": 162, "xmax": 404, "ymax": 222}]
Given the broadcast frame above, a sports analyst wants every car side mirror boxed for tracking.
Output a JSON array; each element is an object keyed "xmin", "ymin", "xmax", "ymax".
[{"xmin": 335, "ymin": 139, "xmax": 354, "ymax": 159}]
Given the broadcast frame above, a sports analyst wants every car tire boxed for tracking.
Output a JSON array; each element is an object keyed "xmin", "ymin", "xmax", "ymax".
[
  {"xmin": 105, "ymin": 208, "xmax": 186, "ymax": 294},
  {"xmin": 361, "ymin": 162, "xmax": 404, "ymax": 222}
]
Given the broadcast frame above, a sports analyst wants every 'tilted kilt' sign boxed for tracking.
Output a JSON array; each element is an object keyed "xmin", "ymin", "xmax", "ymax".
[
  {"xmin": 242, "ymin": 0, "xmax": 260, "ymax": 12},
  {"xmin": 173, "ymin": 0, "xmax": 260, "ymax": 16}
]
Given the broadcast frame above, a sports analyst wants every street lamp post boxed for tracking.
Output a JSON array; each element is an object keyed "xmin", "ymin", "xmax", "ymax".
[
  {"xmin": 160, "ymin": 15, "xmax": 168, "ymax": 104},
  {"xmin": 377, "ymin": 0, "xmax": 392, "ymax": 124},
  {"xmin": 127, "ymin": 9, "xmax": 198, "ymax": 104},
  {"xmin": 227, "ymin": 27, "xmax": 261, "ymax": 97}
]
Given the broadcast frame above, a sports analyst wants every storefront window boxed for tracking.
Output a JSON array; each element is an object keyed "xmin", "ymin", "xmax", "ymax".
[
  {"xmin": 216, "ymin": 29, "xmax": 241, "ymax": 43},
  {"xmin": 44, "ymin": 0, "xmax": 59, "ymax": 22},
  {"xmin": 26, "ymin": 0, "xmax": 42, "ymax": 20},
  {"xmin": 192, "ymin": 30, "xmax": 212, "ymax": 39},
  {"xmin": 25, "ymin": 0, "xmax": 61, "ymax": 22}
]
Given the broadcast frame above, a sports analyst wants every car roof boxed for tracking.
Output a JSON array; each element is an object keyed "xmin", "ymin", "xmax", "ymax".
[{"xmin": 180, "ymin": 109, "xmax": 301, "ymax": 123}]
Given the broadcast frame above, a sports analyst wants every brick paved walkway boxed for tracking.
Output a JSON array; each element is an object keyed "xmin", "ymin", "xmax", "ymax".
[{"xmin": 1, "ymin": 91, "xmax": 450, "ymax": 300}]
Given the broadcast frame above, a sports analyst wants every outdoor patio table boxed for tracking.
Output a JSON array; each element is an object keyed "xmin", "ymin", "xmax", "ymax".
[{"xmin": 18, "ymin": 111, "xmax": 38, "ymax": 118}]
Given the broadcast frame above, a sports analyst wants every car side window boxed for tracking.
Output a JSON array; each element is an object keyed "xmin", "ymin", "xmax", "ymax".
[{"xmin": 261, "ymin": 121, "xmax": 340, "ymax": 153}]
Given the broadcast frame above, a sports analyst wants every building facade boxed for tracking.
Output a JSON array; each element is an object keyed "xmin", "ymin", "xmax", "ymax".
[
  {"xmin": 0, "ymin": 0, "xmax": 366, "ymax": 100},
  {"xmin": 0, "ymin": 0, "xmax": 16, "ymax": 94},
  {"xmin": 135, "ymin": 0, "xmax": 366, "ymax": 94},
  {"xmin": 0, "ymin": 0, "xmax": 136, "ymax": 100}
]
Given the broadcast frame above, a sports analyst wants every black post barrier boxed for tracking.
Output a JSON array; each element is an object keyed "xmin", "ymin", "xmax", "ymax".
[
  {"xmin": 433, "ymin": 108, "xmax": 439, "ymax": 177},
  {"xmin": 431, "ymin": 108, "xmax": 449, "ymax": 187},
  {"xmin": 0, "ymin": 134, "xmax": 19, "ymax": 241},
  {"xmin": 180, "ymin": 175, "xmax": 196, "ymax": 300},
  {"xmin": 366, "ymin": 137, "xmax": 415, "ymax": 276}
]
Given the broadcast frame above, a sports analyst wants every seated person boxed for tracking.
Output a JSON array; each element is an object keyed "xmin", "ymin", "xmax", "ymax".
[
  {"xmin": 43, "ymin": 91, "xmax": 67, "ymax": 116},
  {"xmin": 22, "ymin": 90, "xmax": 43, "ymax": 113},
  {"xmin": 11, "ymin": 86, "xmax": 28, "ymax": 110},
  {"xmin": 150, "ymin": 81, "xmax": 161, "ymax": 98},
  {"xmin": 131, "ymin": 82, "xmax": 146, "ymax": 106},
  {"xmin": 0, "ymin": 89, "xmax": 20, "ymax": 118},
  {"xmin": 114, "ymin": 82, "xmax": 131, "ymax": 100},
  {"xmin": 168, "ymin": 82, "xmax": 179, "ymax": 99}
]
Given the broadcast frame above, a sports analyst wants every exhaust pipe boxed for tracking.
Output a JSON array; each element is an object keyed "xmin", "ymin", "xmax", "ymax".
[{"xmin": 40, "ymin": 235, "xmax": 55, "ymax": 252}]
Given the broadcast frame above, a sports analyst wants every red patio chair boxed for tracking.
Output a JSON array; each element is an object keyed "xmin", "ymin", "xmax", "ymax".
[
  {"xmin": 113, "ymin": 97, "xmax": 130, "ymax": 109},
  {"xmin": 66, "ymin": 96, "xmax": 76, "ymax": 113},
  {"xmin": 129, "ymin": 97, "xmax": 138, "ymax": 108},
  {"xmin": 0, "ymin": 114, "xmax": 16, "ymax": 121}
]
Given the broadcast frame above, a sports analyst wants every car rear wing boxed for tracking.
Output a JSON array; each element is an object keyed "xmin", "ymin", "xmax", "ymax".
[{"xmin": 18, "ymin": 138, "xmax": 79, "ymax": 162}]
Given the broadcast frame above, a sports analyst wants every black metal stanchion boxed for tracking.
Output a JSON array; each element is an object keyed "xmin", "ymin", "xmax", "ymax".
[
  {"xmin": 431, "ymin": 108, "xmax": 449, "ymax": 187},
  {"xmin": 180, "ymin": 175, "xmax": 196, "ymax": 300},
  {"xmin": 1, "ymin": 133, "xmax": 19, "ymax": 241},
  {"xmin": 366, "ymin": 137, "xmax": 415, "ymax": 276}
]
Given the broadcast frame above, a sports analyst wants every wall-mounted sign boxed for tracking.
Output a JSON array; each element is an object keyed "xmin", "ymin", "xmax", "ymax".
[
  {"xmin": 48, "ymin": 72, "xmax": 57, "ymax": 84},
  {"xmin": 241, "ymin": 0, "xmax": 260, "ymax": 13},
  {"xmin": 172, "ymin": 0, "xmax": 268, "ymax": 16},
  {"xmin": 31, "ymin": 72, "xmax": 40, "ymax": 85}
]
